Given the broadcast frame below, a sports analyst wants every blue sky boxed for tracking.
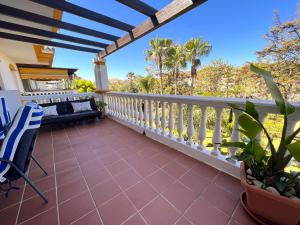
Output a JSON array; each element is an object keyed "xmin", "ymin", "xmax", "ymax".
[{"xmin": 53, "ymin": 0, "xmax": 299, "ymax": 81}]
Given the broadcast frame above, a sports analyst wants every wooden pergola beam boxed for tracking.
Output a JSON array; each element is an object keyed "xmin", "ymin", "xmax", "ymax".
[
  {"xmin": 28, "ymin": 0, "xmax": 134, "ymax": 32},
  {"xmin": 0, "ymin": 21, "xmax": 109, "ymax": 48},
  {"xmin": 0, "ymin": 4, "xmax": 119, "ymax": 41},
  {"xmin": 116, "ymin": 0, "xmax": 158, "ymax": 17},
  {"xmin": 99, "ymin": 0, "xmax": 207, "ymax": 58},
  {"xmin": 0, "ymin": 32, "xmax": 100, "ymax": 53}
]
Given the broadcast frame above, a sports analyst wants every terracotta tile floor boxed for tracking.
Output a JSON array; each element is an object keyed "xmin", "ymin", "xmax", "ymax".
[{"xmin": 0, "ymin": 119, "xmax": 259, "ymax": 225}]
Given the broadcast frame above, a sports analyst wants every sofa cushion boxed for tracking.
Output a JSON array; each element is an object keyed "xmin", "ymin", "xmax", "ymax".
[
  {"xmin": 43, "ymin": 105, "xmax": 58, "ymax": 116},
  {"xmin": 71, "ymin": 101, "xmax": 92, "ymax": 112},
  {"xmin": 39, "ymin": 102, "xmax": 69, "ymax": 115},
  {"xmin": 68, "ymin": 98, "xmax": 98, "ymax": 112}
]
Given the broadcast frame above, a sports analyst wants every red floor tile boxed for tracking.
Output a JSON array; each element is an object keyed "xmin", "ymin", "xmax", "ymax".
[
  {"xmin": 55, "ymin": 158, "xmax": 78, "ymax": 174},
  {"xmin": 126, "ymin": 180, "xmax": 158, "ymax": 210},
  {"xmin": 180, "ymin": 170, "xmax": 211, "ymax": 194},
  {"xmin": 162, "ymin": 161, "xmax": 187, "ymax": 179},
  {"xmin": 0, "ymin": 186, "xmax": 24, "ymax": 211},
  {"xmin": 57, "ymin": 177, "xmax": 87, "ymax": 203},
  {"xmin": 106, "ymin": 159, "xmax": 130, "ymax": 176},
  {"xmin": 0, "ymin": 204, "xmax": 19, "ymax": 225},
  {"xmin": 20, "ymin": 207, "xmax": 58, "ymax": 225},
  {"xmin": 23, "ymin": 175, "xmax": 55, "ymax": 200},
  {"xmin": 146, "ymin": 170, "xmax": 174, "ymax": 193},
  {"xmin": 59, "ymin": 191, "xmax": 95, "ymax": 225},
  {"xmin": 162, "ymin": 182, "xmax": 197, "ymax": 213},
  {"xmin": 91, "ymin": 178, "xmax": 121, "ymax": 206},
  {"xmin": 0, "ymin": 120, "xmax": 247, "ymax": 225},
  {"xmin": 71, "ymin": 210, "xmax": 102, "ymax": 225},
  {"xmin": 232, "ymin": 203, "xmax": 259, "ymax": 225},
  {"xmin": 185, "ymin": 197, "xmax": 229, "ymax": 225},
  {"xmin": 202, "ymin": 183, "xmax": 239, "ymax": 216},
  {"xmin": 140, "ymin": 196, "xmax": 181, "ymax": 225},
  {"xmin": 174, "ymin": 217, "xmax": 193, "ymax": 225},
  {"xmin": 98, "ymin": 193, "xmax": 136, "ymax": 225},
  {"xmin": 122, "ymin": 213, "xmax": 147, "ymax": 225},
  {"xmin": 190, "ymin": 162, "xmax": 219, "ymax": 180},
  {"xmin": 18, "ymin": 189, "xmax": 56, "ymax": 224}
]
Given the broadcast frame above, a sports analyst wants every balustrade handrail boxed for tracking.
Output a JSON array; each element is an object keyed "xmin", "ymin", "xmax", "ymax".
[
  {"xmin": 107, "ymin": 92, "xmax": 300, "ymax": 115},
  {"xmin": 21, "ymin": 92, "xmax": 99, "ymax": 101}
]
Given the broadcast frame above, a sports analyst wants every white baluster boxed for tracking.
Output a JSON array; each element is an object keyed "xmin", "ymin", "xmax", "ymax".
[
  {"xmin": 116, "ymin": 97, "xmax": 120, "ymax": 117},
  {"xmin": 134, "ymin": 98, "xmax": 139, "ymax": 124},
  {"xmin": 197, "ymin": 106, "xmax": 207, "ymax": 150},
  {"xmin": 131, "ymin": 97, "xmax": 135, "ymax": 123},
  {"xmin": 177, "ymin": 103, "xmax": 184, "ymax": 143},
  {"xmin": 186, "ymin": 104, "xmax": 194, "ymax": 146},
  {"xmin": 257, "ymin": 111, "xmax": 267, "ymax": 143},
  {"xmin": 155, "ymin": 100, "xmax": 160, "ymax": 133},
  {"xmin": 212, "ymin": 107, "xmax": 223, "ymax": 156},
  {"xmin": 148, "ymin": 99, "xmax": 153, "ymax": 130},
  {"xmin": 144, "ymin": 99, "xmax": 148, "ymax": 128},
  {"xmin": 112, "ymin": 96, "xmax": 116, "ymax": 116},
  {"xmin": 161, "ymin": 102, "xmax": 166, "ymax": 136},
  {"xmin": 229, "ymin": 109, "xmax": 241, "ymax": 158},
  {"xmin": 168, "ymin": 102, "xmax": 174, "ymax": 139},
  {"xmin": 123, "ymin": 97, "xmax": 128, "ymax": 120},
  {"xmin": 139, "ymin": 99, "xmax": 143, "ymax": 126},
  {"xmin": 127, "ymin": 97, "xmax": 131, "ymax": 121}
]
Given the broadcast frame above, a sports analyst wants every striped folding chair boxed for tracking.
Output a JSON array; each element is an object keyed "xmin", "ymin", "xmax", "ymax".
[
  {"xmin": 0, "ymin": 103, "xmax": 48, "ymax": 203},
  {"xmin": 0, "ymin": 97, "xmax": 11, "ymax": 141}
]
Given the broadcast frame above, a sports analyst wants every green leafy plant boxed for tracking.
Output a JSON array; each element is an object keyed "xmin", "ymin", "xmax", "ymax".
[
  {"xmin": 96, "ymin": 101, "xmax": 107, "ymax": 112},
  {"xmin": 222, "ymin": 64, "xmax": 300, "ymax": 195}
]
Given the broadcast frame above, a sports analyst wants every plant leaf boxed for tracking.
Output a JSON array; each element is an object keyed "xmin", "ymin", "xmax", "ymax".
[
  {"xmin": 238, "ymin": 113, "xmax": 263, "ymax": 139},
  {"xmin": 286, "ymin": 141, "xmax": 300, "ymax": 162},
  {"xmin": 252, "ymin": 140, "xmax": 266, "ymax": 162},
  {"xmin": 221, "ymin": 141, "xmax": 247, "ymax": 148},
  {"xmin": 250, "ymin": 64, "xmax": 295, "ymax": 115},
  {"xmin": 245, "ymin": 101, "xmax": 259, "ymax": 120}
]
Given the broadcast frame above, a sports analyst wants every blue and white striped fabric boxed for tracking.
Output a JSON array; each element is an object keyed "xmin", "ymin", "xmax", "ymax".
[
  {"xmin": 0, "ymin": 103, "xmax": 43, "ymax": 182},
  {"xmin": 0, "ymin": 97, "xmax": 11, "ymax": 140}
]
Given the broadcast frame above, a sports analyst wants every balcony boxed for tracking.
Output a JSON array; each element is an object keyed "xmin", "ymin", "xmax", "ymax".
[
  {"xmin": 2, "ymin": 91, "xmax": 300, "ymax": 225},
  {"xmin": 0, "ymin": 118, "xmax": 258, "ymax": 225}
]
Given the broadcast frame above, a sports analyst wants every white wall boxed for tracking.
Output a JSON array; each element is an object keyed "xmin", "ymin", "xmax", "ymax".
[
  {"xmin": 0, "ymin": 90, "xmax": 22, "ymax": 119},
  {"xmin": 0, "ymin": 51, "xmax": 24, "ymax": 92}
]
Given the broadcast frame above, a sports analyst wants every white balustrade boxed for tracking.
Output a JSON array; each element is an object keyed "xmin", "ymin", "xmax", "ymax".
[
  {"xmin": 212, "ymin": 107, "xmax": 223, "ymax": 155},
  {"xmin": 168, "ymin": 102, "xmax": 174, "ymax": 138},
  {"xmin": 197, "ymin": 106, "xmax": 207, "ymax": 150},
  {"xmin": 186, "ymin": 104, "xmax": 194, "ymax": 146},
  {"xmin": 161, "ymin": 102, "xmax": 166, "ymax": 135},
  {"xmin": 177, "ymin": 103, "xmax": 184, "ymax": 143},
  {"xmin": 106, "ymin": 92, "xmax": 300, "ymax": 177},
  {"xmin": 155, "ymin": 100, "xmax": 160, "ymax": 133},
  {"xmin": 148, "ymin": 100, "xmax": 153, "ymax": 130}
]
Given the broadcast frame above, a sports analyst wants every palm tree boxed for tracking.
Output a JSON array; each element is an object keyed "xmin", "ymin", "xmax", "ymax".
[
  {"xmin": 139, "ymin": 75, "xmax": 155, "ymax": 93},
  {"xmin": 145, "ymin": 37, "xmax": 173, "ymax": 94},
  {"xmin": 165, "ymin": 45, "xmax": 187, "ymax": 95},
  {"xmin": 185, "ymin": 37, "xmax": 212, "ymax": 95}
]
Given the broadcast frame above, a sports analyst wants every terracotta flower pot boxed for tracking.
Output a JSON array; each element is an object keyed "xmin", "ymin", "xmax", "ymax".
[{"xmin": 240, "ymin": 163, "xmax": 300, "ymax": 225}]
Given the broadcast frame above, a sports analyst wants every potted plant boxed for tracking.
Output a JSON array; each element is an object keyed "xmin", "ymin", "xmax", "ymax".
[
  {"xmin": 96, "ymin": 100, "xmax": 107, "ymax": 119},
  {"xmin": 222, "ymin": 64, "xmax": 300, "ymax": 225}
]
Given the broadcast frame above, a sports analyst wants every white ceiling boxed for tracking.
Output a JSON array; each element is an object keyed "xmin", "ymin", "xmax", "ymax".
[{"xmin": 0, "ymin": 0, "xmax": 56, "ymax": 65}]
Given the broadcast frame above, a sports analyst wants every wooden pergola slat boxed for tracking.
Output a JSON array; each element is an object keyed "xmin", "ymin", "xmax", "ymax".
[
  {"xmin": 0, "ymin": 4, "xmax": 119, "ymax": 41},
  {"xmin": 28, "ymin": 0, "xmax": 135, "ymax": 32},
  {"xmin": 0, "ymin": 32, "xmax": 100, "ymax": 53},
  {"xmin": 0, "ymin": 20, "xmax": 108, "ymax": 48},
  {"xmin": 116, "ymin": 0, "xmax": 158, "ymax": 17},
  {"xmin": 99, "ymin": 0, "xmax": 207, "ymax": 58}
]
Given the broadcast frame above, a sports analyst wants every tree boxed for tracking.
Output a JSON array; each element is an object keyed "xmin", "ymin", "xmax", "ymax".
[
  {"xmin": 126, "ymin": 72, "xmax": 138, "ymax": 93},
  {"xmin": 185, "ymin": 37, "xmax": 212, "ymax": 95},
  {"xmin": 145, "ymin": 37, "xmax": 173, "ymax": 94},
  {"xmin": 138, "ymin": 75, "xmax": 155, "ymax": 93},
  {"xmin": 257, "ymin": 6, "xmax": 300, "ymax": 100},
  {"xmin": 75, "ymin": 79, "xmax": 96, "ymax": 93},
  {"xmin": 165, "ymin": 45, "xmax": 187, "ymax": 94}
]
